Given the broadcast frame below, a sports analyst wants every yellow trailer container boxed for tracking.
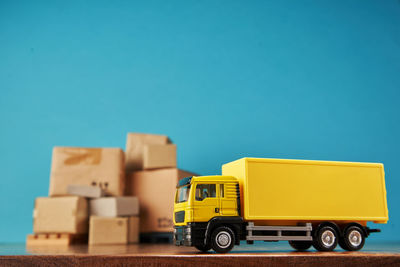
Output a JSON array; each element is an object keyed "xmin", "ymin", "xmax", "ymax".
[{"xmin": 222, "ymin": 158, "xmax": 388, "ymax": 224}]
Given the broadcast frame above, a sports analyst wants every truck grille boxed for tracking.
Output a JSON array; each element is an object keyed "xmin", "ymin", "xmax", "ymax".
[{"xmin": 175, "ymin": 211, "xmax": 185, "ymax": 223}]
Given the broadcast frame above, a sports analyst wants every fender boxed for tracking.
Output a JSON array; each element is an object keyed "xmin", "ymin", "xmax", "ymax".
[{"xmin": 204, "ymin": 216, "xmax": 244, "ymax": 246}]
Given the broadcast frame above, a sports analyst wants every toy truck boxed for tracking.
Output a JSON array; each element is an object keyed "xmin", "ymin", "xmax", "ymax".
[{"xmin": 173, "ymin": 158, "xmax": 388, "ymax": 253}]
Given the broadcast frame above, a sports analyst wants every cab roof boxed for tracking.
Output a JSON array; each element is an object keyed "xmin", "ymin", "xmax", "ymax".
[{"xmin": 177, "ymin": 175, "xmax": 237, "ymax": 188}]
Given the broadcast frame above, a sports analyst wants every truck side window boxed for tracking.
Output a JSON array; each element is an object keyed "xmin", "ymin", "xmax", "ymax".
[{"xmin": 195, "ymin": 184, "xmax": 216, "ymax": 201}]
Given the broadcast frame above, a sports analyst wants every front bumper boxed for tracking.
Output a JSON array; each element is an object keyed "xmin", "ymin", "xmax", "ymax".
[{"xmin": 174, "ymin": 225, "xmax": 192, "ymax": 246}]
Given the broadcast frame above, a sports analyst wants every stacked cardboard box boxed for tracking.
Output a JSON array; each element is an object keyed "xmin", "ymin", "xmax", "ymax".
[
  {"xmin": 27, "ymin": 147, "xmax": 139, "ymax": 246},
  {"xmin": 89, "ymin": 196, "xmax": 139, "ymax": 245},
  {"xmin": 27, "ymin": 132, "xmax": 196, "ymax": 245},
  {"xmin": 27, "ymin": 196, "xmax": 89, "ymax": 246},
  {"xmin": 49, "ymin": 147, "xmax": 125, "ymax": 196},
  {"xmin": 124, "ymin": 133, "xmax": 196, "ymax": 241}
]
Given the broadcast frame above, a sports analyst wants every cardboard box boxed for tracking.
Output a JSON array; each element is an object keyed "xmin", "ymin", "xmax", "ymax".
[
  {"xmin": 126, "ymin": 168, "xmax": 196, "ymax": 233},
  {"xmin": 128, "ymin": 216, "xmax": 139, "ymax": 243},
  {"xmin": 67, "ymin": 185, "xmax": 105, "ymax": 198},
  {"xmin": 33, "ymin": 196, "xmax": 88, "ymax": 234},
  {"xmin": 89, "ymin": 197, "xmax": 139, "ymax": 217},
  {"xmin": 143, "ymin": 144, "xmax": 177, "ymax": 169},
  {"xmin": 49, "ymin": 147, "xmax": 125, "ymax": 196},
  {"xmin": 125, "ymin": 133, "xmax": 171, "ymax": 171},
  {"xmin": 89, "ymin": 216, "xmax": 128, "ymax": 245}
]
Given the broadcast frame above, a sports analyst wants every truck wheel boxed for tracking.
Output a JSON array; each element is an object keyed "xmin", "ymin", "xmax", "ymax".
[
  {"xmin": 211, "ymin": 226, "xmax": 235, "ymax": 253},
  {"xmin": 289, "ymin": 241, "xmax": 312, "ymax": 251},
  {"xmin": 340, "ymin": 226, "xmax": 365, "ymax": 251},
  {"xmin": 194, "ymin": 243, "xmax": 211, "ymax": 252},
  {"xmin": 313, "ymin": 226, "xmax": 338, "ymax": 251}
]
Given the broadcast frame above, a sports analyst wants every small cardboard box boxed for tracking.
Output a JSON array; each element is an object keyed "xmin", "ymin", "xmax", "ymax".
[
  {"xmin": 67, "ymin": 185, "xmax": 105, "ymax": 198},
  {"xmin": 89, "ymin": 197, "xmax": 139, "ymax": 217},
  {"xmin": 128, "ymin": 216, "xmax": 139, "ymax": 243},
  {"xmin": 49, "ymin": 147, "xmax": 125, "ymax": 196},
  {"xmin": 125, "ymin": 133, "xmax": 171, "ymax": 172},
  {"xmin": 143, "ymin": 144, "xmax": 177, "ymax": 169},
  {"xmin": 89, "ymin": 216, "xmax": 128, "ymax": 245},
  {"xmin": 126, "ymin": 168, "xmax": 196, "ymax": 233},
  {"xmin": 33, "ymin": 196, "xmax": 88, "ymax": 234}
]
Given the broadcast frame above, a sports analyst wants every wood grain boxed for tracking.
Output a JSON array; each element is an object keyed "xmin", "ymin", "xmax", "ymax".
[
  {"xmin": 2, "ymin": 254, "xmax": 400, "ymax": 267},
  {"xmin": 1, "ymin": 242, "xmax": 399, "ymax": 266}
]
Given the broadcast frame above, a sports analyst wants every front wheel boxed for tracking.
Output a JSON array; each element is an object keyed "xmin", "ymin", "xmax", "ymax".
[
  {"xmin": 289, "ymin": 241, "xmax": 312, "ymax": 251},
  {"xmin": 210, "ymin": 226, "xmax": 235, "ymax": 253}
]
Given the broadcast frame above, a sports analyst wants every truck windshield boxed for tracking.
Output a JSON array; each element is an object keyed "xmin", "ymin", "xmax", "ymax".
[{"xmin": 176, "ymin": 185, "xmax": 191, "ymax": 203}]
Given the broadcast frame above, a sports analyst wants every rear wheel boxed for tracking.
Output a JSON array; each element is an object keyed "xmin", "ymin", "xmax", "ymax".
[
  {"xmin": 313, "ymin": 226, "xmax": 338, "ymax": 251},
  {"xmin": 289, "ymin": 241, "xmax": 312, "ymax": 251},
  {"xmin": 195, "ymin": 243, "xmax": 211, "ymax": 252},
  {"xmin": 210, "ymin": 226, "xmax": 235, "ymax": 253},
  {"xmin": 339, "ymin": 226, "xmax": 365, "ymax": 251}
]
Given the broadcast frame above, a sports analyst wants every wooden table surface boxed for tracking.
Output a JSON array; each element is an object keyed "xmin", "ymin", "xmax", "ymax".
[{"xmin": 1, "ymin": 241, "xmax": 400, "ymax": 266}]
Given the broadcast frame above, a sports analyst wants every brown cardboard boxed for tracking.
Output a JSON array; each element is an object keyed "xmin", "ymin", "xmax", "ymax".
[
  {"xmin": 125, "ymin": 133, "xmax": 171, "ymax": 171},
  {"xmin": 67, "ymin": 185, "xmax": 105, "ymax": 198},
  {"xmin": 33, "ymin": 196, "xmax": 88, "ymax": 234},
  {"xmin": 128, "ymin": 216, "xmax": 139, "ymax": 243},
  {"xmin": 89, "ymin": 197, "xmax": 139, "ymax": 217},
  {"xmin": 126, "ymin": 168, "xmax": 196, "ymax": 233},
  {"xmin": 89, "ymin": 216, "xmax": 128, "ymax": 245},
  {"xmin": 143, "ymin": 144, "xmax": 177, "ymax": 169},
  {"xmin": 49, "ymin": 147, "xmax": 125, "ymax": 196}
]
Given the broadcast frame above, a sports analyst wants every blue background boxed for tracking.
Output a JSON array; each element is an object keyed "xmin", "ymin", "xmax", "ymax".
[{"xmin": 0, "ymin": 0, "xmax": 399, "ymax": 243}]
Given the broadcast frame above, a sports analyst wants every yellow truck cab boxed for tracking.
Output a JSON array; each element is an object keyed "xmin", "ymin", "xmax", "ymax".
[
  {"xmin": 174, "ymin": 175, "xmax": 242, "ymax": 252},
  {"xmin": 173, "ymin": 158, "xmax": 389, "ymax": 253}
]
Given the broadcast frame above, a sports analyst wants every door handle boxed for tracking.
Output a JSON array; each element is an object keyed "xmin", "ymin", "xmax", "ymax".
[{"xmin": 215, "ymin": 208, "xmax": 219, "ymax": 213}]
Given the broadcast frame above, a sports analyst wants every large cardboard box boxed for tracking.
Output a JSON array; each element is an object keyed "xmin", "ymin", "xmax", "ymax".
[
  {"xmin": 125, "ymin": 133, "xmax": 171, "ymax": 172},
  {"xmin": 126, "ymin": 168, "xmax": 196, "ymax": 233},
  {"xmin": 89, "ymin": 216, "xmax": 128, "ymax": 245},
  {"xmin": 143, "ymin": 144, "xmax": 177, "ymax": 169},
  {"xmin": 89, "ymin": 197, "xmax": 139, "ymax": 217},
  {"xmin": 33, "ymin": 196, "xmax": 88, "ymax": 234},
  {"xmin": 49, "ymin": 147, "xmax": 125, "ymax": 196}
]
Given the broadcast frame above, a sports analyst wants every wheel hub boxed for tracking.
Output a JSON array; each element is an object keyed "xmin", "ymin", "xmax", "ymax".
[
  {"xmin": 348, "ymin": 230, "xmax": 362, "ymax": 246},
  {"xmin": 321, "ymin": 230, "xmax": 335, "ymax": 247},
  {"xmin": 216, "ymin": 231, "xmax": 231, "ymax": 248}
]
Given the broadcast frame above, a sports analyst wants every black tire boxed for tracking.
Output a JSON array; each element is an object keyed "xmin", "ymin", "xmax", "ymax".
[
  {"xmin": 339, "ymin": 226, "xmax": 365, "ymax": 251},
  {"xmin": 289, "ymin": 241, "xmax": 312, "ymax": 251},
  {"xmin": 194, "ymin": 243, "xmax": 211, "ymax": 252},
  {"xmin": 313, "ymin": 225, "xmax": 338, "ymax": 251},
  {"xmin": 210, "ymin": 226, "xmax": 235, "ymax": 253}
]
